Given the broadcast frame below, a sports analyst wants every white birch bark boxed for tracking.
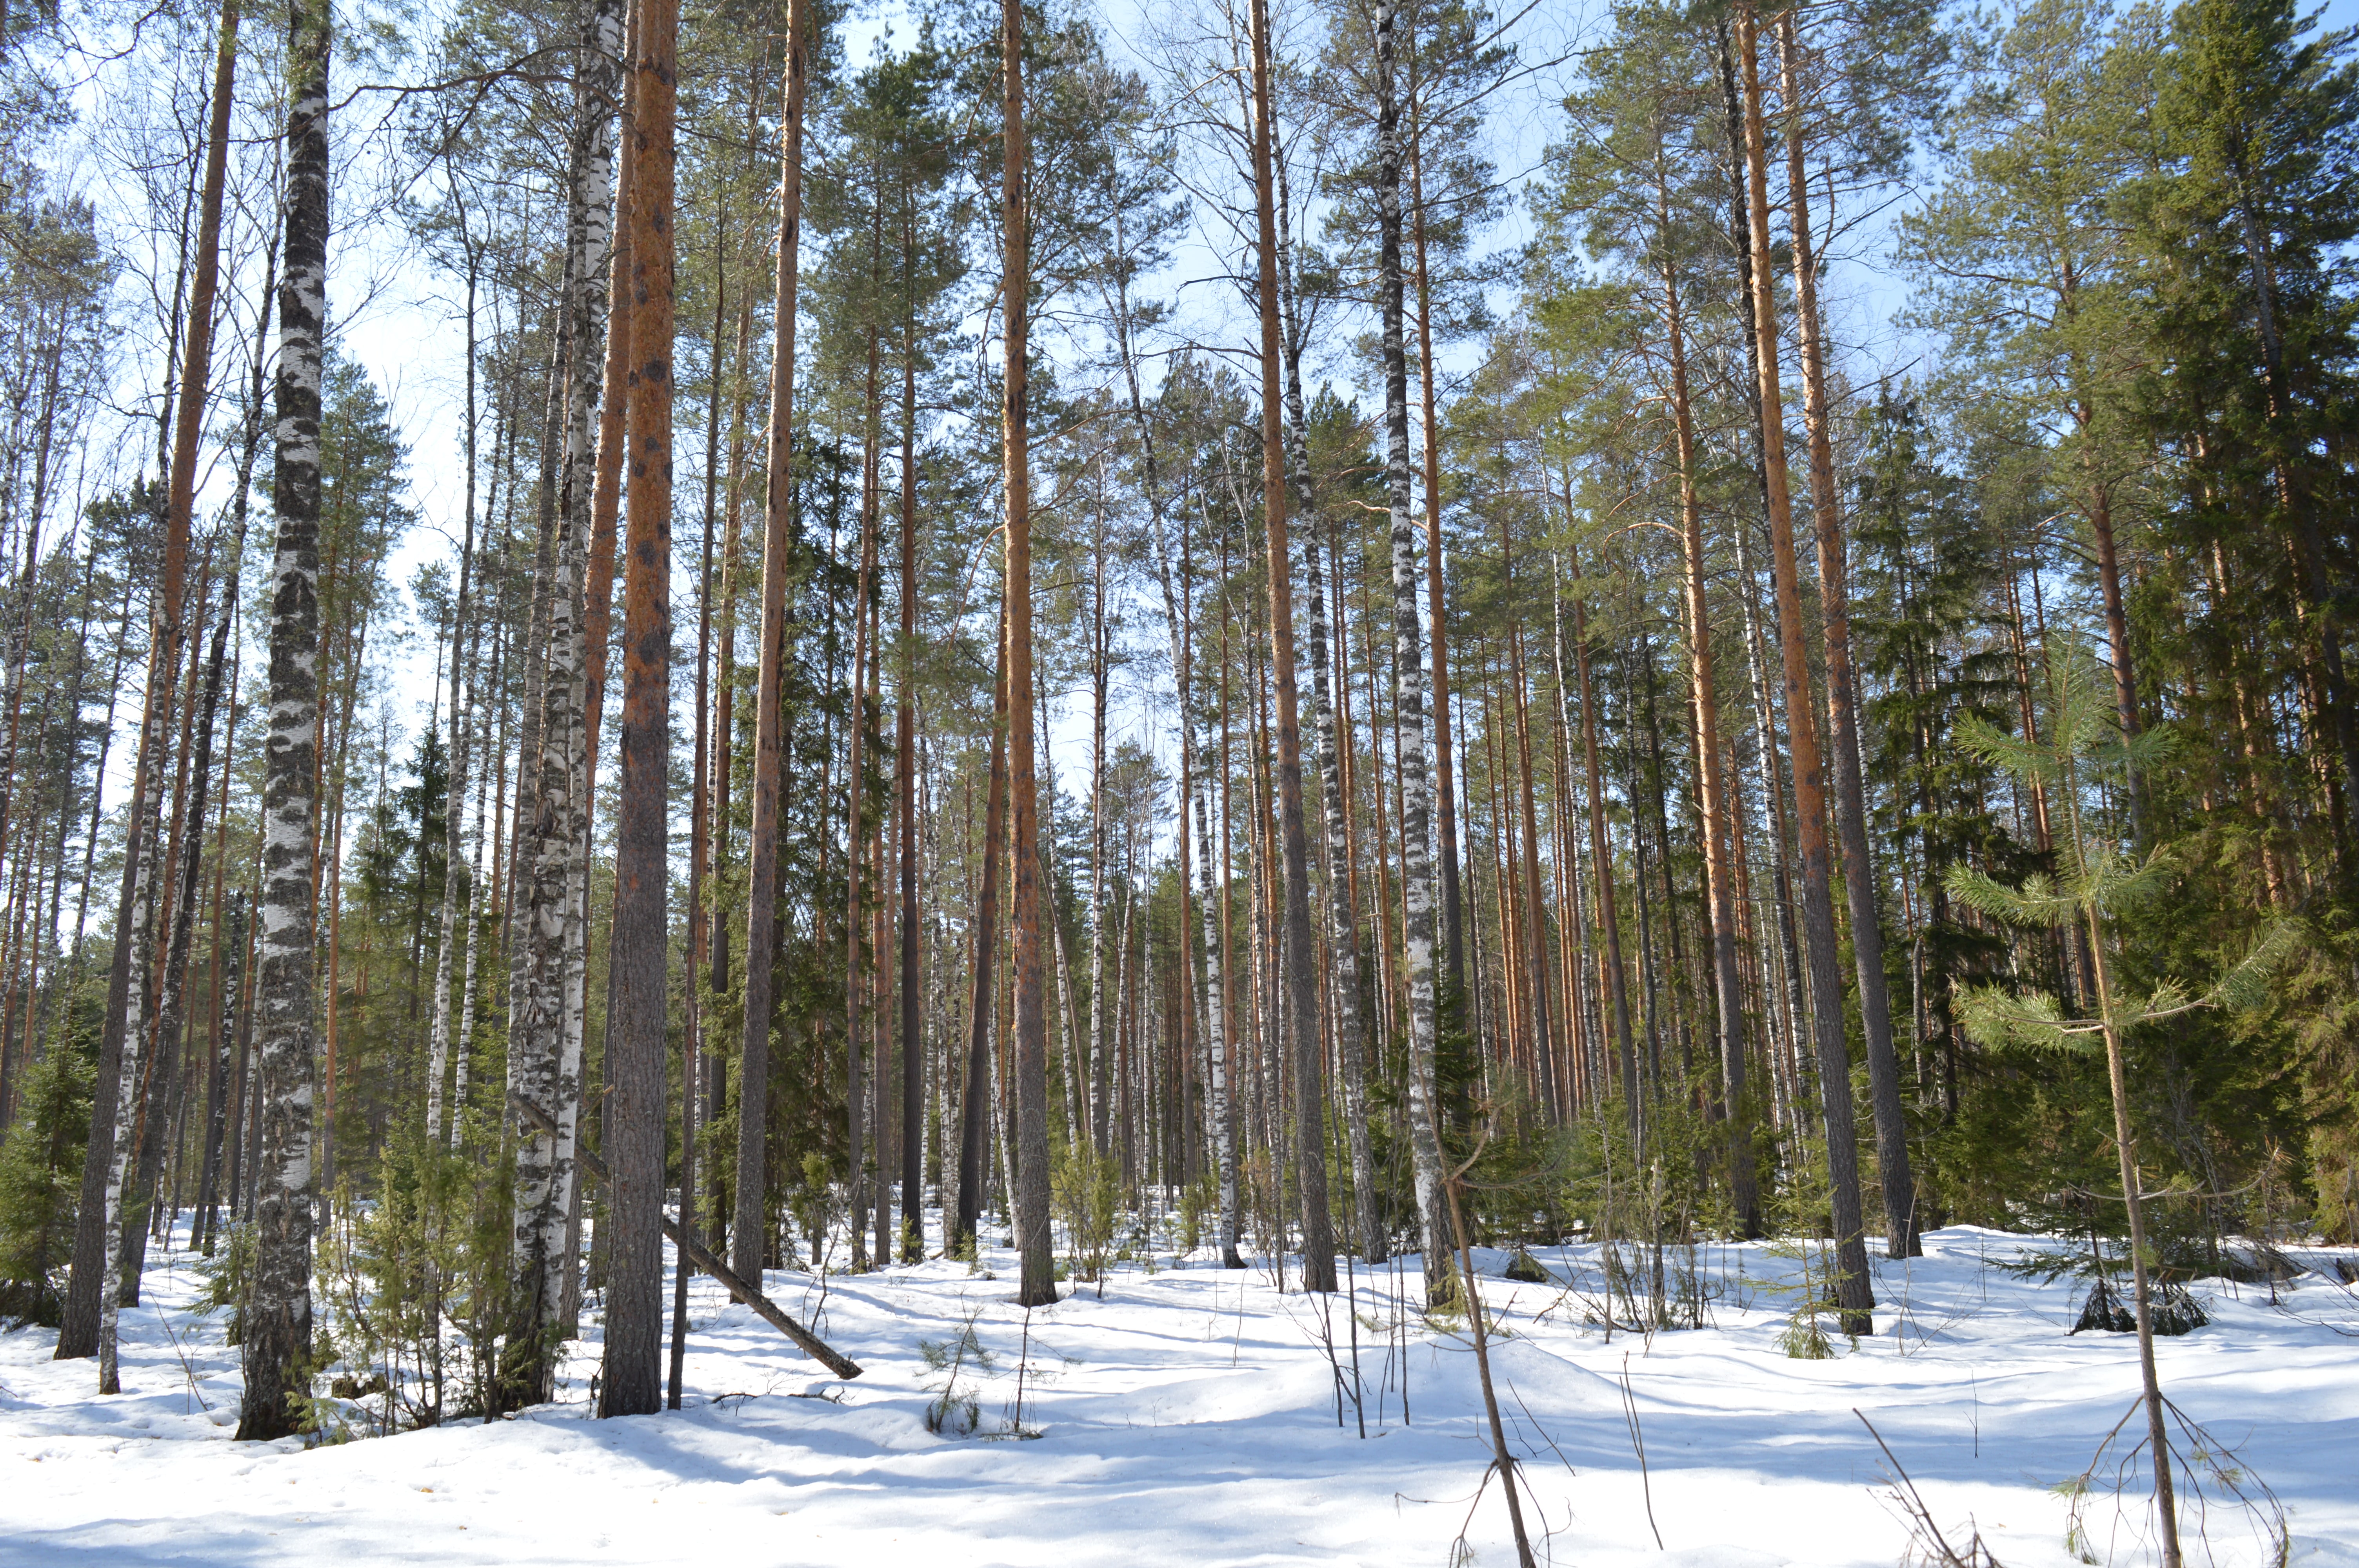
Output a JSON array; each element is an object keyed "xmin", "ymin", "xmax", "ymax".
[
  {"xmin": 1374, "ymin": 0, "xmax": 1449, "ymax": 1299},
  {"xmin": 1192, "ymin": 717, "xmax": 1243, "ymax": 1268},
  {"xmin": 96, "ymin": 779, "xmax": 161, "ymax": 1394},
  {"xmin": 451, "ymin": 701, "xmax": 490, "ymax": 1148},
  {"xmin": 1086, "ymin": 513, "xmax": 1110, "ymax": 1159},
  {"xmin": 234, "ymin": 0, "xmax": 327, "ymax": 1439},
  {"xmin": 425, "ymin": 607, "xmax": 475, "ymax": 1145},
  {"xmin": 501, "ymin": 0, "xmax": 620, "ymax": 1405}
]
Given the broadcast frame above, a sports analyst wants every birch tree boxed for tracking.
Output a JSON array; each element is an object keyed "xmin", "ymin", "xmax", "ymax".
[{"xmin": 236, "ymin": 0, "xmax": 328, "ymax": 1441}]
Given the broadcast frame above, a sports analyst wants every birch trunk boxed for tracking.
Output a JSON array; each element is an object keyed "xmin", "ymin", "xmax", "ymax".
[
  {"xmin": 94, "ymin": 794, "xmax": 161, "ymax": 1391},
  {"xmin": 1407, "ymin": 104, "xmax": 1463, "ymax": 1007},
  {"xmin": 1193, "ymin": 713, "xmax": 1244, "ymax": 1268},
  {"xmin": 452, "ymin": 616, "xmax": 493, "ymax": 1148},
  {"xmin": 1375, "ymin": 0, "xmax": 1448, "ymax": 1301},
  {"xmin": 1086, "ymin": 505, "xmax": 1110, "ymax": 1160},
  {"xmin": 194, "ymin": 893, "xmax": 244, "ymax": 1254},
  {"xmin": 425, "ymin": 249, "xmax": 483, "ymax": 1148},
  {"xmin": 559, "ymin": 0, "xmax": 633, "ymax": 1333},
  {"xmin": 235, "ymin": 0, "xmax": 328, "ymax": 1436},
  {"xmin": 897, "ymin": 325, "xmax": 923, "ymax": 1259},
  {"xmin": 1307, "ymin": 521, "xmax": 1378, "ymax": 1259},
  {"xmin": 426, "ymin": 609, "xmax": 475, "ymax": 1146},
  {"xmin": 501, "ymin": 0, "xmax": 622, "ymax": 1407}
]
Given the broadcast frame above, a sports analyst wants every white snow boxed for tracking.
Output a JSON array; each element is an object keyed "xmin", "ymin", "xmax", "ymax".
[{"xmin": 5, "ymin": 1222, "xmax": 2356, "ymax": 1567}]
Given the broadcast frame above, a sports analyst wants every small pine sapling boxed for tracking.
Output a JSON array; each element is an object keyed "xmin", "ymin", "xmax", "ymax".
[
  {"xmin": 919, "ymin": 1311, "xmax": 996, "ymax": 1436},
  {"xmin": 1945, "ymin": 642, "xmax": 2292, "ymax": 1568}
]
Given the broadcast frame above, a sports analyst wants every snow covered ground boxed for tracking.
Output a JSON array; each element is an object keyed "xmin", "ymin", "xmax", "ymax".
[{"xmin": 4, "ymin": 1221, "xmax": 2356, "ymax": 1568}]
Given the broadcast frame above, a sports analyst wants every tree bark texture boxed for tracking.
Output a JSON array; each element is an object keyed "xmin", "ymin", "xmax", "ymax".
[
  {"xmin": 602, "ymin": 0, "xmax": 676, "ymax": 1417},
  {"xmin": 736, "ymin": 0, "xmax": 809, "ymax": 1283},
  {"xmin": 1657, "ymin": 237, "xmax": 1761, "ymax": 1237},
  {"xmin": 1375, "ymin": 0, "xmax": 1450, "ymax": 1300},
  {"xmin": 1247, "ymin": 0, "xmax": 1334, "ymax": 1293},
  {"xmin": 1002, "ymin": 0, "xmax": 1056, "ymax": 1308},
  {"xmin": 955, "ymin": 615, "xmax": 1009, "ymax": 1253},
  {"xmin": 1737, "ymin": 0, "xmax": 1874, "ymax": 1332},
  {"xmin": 236, "ymin": 0, "xmax": 328, "ymax": 1438},
  {"xmin": 1777, "ymin": 13, "xmax": 1917, "ymax": 1258}
]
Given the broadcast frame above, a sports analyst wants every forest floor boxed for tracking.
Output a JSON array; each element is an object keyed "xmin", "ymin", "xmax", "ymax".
[{"xmin": 3, "ymin": 1219, "xmax": 2356, "ymax": 1568}]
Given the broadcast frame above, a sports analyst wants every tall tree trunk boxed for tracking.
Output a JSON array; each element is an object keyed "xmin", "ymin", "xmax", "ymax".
[
  {"xmin": 955, "ymin": 612, "xmax": 1009, "ymax": 1253},
  {"xmin": 1276, "ymin": 140, "xmax": 1377, "ymax": 1264},
  {"xmin": 1375, "ymin": 0, "xmax": 1449, "ymax": 1301},
  {"xmin": 122, "ymin": 590, "xmax": 208, "ymax": 1293},
  {"xmin": 842, "ymin": 463, "xmax": 877, "ymax": 1266},
  {"xmin": 425, "ymin": 249, "xmax": 480, "ymax": 1148},
  {"xmin": 1193, "ymin": 600, "xmax": 1244, "ymax": 1269},
  {"xmin": 674, "ymin": 214, "xmax": 730, "ymax": 1407},
  {"xmin": 1407, "ymin": 90, "xmax": 1463, "ymax": 1006},
  {"xmin": 1716, "ymin": 19, "xmax": 1808, "ymax": 1136},
  {"xmin": 1498, "ymin": 512, "xmax": 1559, "ymax": 1125},
  {"xmin": 132, "ymin": 542, "xmax": 240, "ymax": 1292},
  {"xmin": 1656, "ymin": 225, "xmax": 1759, "ymax": 1236},
  {"xmin": 194, "ymin": 893, "xmax": 244, "ymax": 1254},
  {"xmin": 1737, "ymin": 0, "xmax": 1872, "ymax": 1333},
  {"xmin": 235, "ymin": 0, "xmax": 327, "ymax": 1436},
  {"xmin": 1309, "ymin": 520, "xmax": 1378, "ymax": 1261},
  {"xmin": 735, "ymin": 0, "xmax": 809, "ymax": 1285},
  {"xmin": 453, "ymin": 611, "xmax": 494, "ymax": 1148},
  {"xmin": 897, "ymin": 311, "xmax": 922, "ymax": 1260},
  {"xmin": 505, "ymin": 352, "xmax": 560, "ymax": 962},
  {"xmin": 502, "ymin": 0, "xmax": 623, "ymax": 1408},
  {"xmin": 1564, "ymin": 543, "xmax": 1637, "ymax": 1145},
  {"xmin": 62, "ymin": 0, "xmax": 239, "ymax": 1370},
  {"xmin": 1778, "ymin": 15, "xmax": 1916, "ymax": 1259},
  {"xmin": 869, "ymin": 586, "xmax": 893, "ymax": 1269},
  {"xmin": 706, "ymin": 288, "xmax": 750, "ymax": 1239},
  {"xmin": 1086, "ymin": 499, "xmax": 1111, "ymax": 1161},
  {"xmin": 1244, "ymin": 7, "xmax": 1332, "ymax": 1289},
  {"xmin": 601, "ymin": 0, "xmax": 675, "ymax": 1416},
  {"xmin": 564, "ymin": 0, "xmax": 638, "ymax": 1333},
  {"xmin": 1542, "ymin": 539, "xmax": 1595, "ymax": 1109},
  {"xmin": 1000, "ymin": 0, "xmax": 1056, "ymax": 1308}
]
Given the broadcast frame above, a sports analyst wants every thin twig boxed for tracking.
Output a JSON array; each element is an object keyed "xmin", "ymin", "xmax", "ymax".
[{"xmin": 1621, "ymin": 1353, "xmax": 1661, "ymax": 1550}]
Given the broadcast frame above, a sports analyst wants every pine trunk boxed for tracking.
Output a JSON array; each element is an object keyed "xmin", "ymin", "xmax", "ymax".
[
  {"xmin": 601, "ymin": 0, "xmax": 676, "ymax": 1416},
  {"xmin": 955, "ymin": 615, "xmax": 1009, "ymax": 1252},
  {"xmin": 1778, "ymin": 15, "xmax": 1916, "ymax": 1259},
  {"xmin": 735, "ymin": 0, "xmax": 809, "ymax": 1283},
  {"xmin": 1001, "ymin": 0, "xmax": 1056, "ymax": 1308},
  {"xmin": 1657, "ymin": 232, "xmax": 1759, "ymax": 1236},
  {"xmin": 1736, "ymin": 0, "xmax": 1873, "ymax": 1332}
]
